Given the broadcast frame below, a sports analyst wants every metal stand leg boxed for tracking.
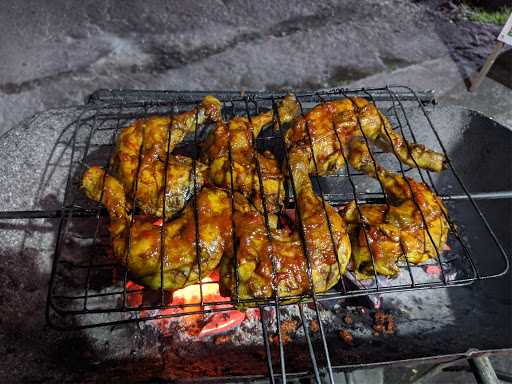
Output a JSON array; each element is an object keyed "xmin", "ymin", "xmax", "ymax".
[
  {"xmin": 469, "ymin": 41, "xmax": 505, "ymax": 92},
  {"xmin": 409, "ymin": 353, "xmax": 500, "ymax": 384},
  {"xmin": 469, "ymin": 356, "xmax": 500, "ymax": 384},
  {"xmin": 409, "ymin": 359, "xmax": 462, "ymax": 384}
]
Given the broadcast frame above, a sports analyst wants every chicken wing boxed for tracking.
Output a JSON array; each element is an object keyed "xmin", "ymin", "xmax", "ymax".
[
  {"xmin": 202, "ymin": 95, "xmax": 300, "ymax": 220},
  {"xmin": 82, "ymin": 166, "xmax": 232, "ymax": 291},
  {"xmin": 341, "ymin": 167, "xmax": 449, "ymax": 279},
  {"xmin": 110, "ymin": 96, "xmax": 222, "ymax": 216},
  {"xmin": 285, "ymin": 97, "xmax": 446, "ymax": 176},
  {"xmin": 131, "ymin": 155, "xmax": 207, "ymax": 217}
]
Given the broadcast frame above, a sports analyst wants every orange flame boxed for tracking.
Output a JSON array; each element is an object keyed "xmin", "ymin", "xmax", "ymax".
[{"xmin": 125, "ymin": 272, "xmax": 244, "ymax": 336}]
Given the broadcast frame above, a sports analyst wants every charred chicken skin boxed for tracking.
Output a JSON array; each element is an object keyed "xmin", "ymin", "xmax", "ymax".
[
  {"xmin": 220, "ymin": 149, "xmax": 351, "ymax": 300},
  {"xmin": 340, "ymin": 141, "xmax": 449, "ymax": 279},
  {"xmin": 111, "ymin": 96, "xmax": 222, "ymax": 216},
  {"xmin": 285, "ymin": 97, "xmax": 446, "ymax": 176},
  {"xmin": 202, "ymin": 95, "xmax": 300, "ymax": 221},
  {"xmin": 82, "ymin": 166, "xmax": 232, "ymax": 291}
]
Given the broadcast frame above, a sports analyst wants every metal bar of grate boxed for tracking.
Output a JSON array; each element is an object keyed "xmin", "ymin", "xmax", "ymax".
[
  {"xmin": 299, "ymin": 303, "xmax": 322, "ymax": 384},
  {"xmin": 122, "ymin": 103, "xmax": 149, "ymax": 310},
  {"xmin": 260, "ymin": 306, "xmax": 276, "ymax": 384},
  {"xmin": 159, "ymin": 102, "xmax": 176, "ymax": 305},
  {"xmin": 81, "ymin": 108, "xmax": 123, "ymax": 310},
  {"xmin": 3, "ymin": 190, "xmax": 510, "ymax": 220},
  {"xmin": 192, "ymin": 100, "xmax": 206, "ymax": 307},
  {"xmin": 88, "ymin": 87, "xmax": 437, "ymax": 106},
  {"xmin": 383, "ymin": 86, "xmax": 479, "ymax": 280},
  {"xmin": 224, "ymin": 100, "xmax": 242, "ymax": 303}
]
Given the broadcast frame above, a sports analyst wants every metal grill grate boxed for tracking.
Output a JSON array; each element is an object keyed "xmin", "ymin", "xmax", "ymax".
[{"xmin": 2, "ymin": 86, "xmax": 508, "ymax": 383}]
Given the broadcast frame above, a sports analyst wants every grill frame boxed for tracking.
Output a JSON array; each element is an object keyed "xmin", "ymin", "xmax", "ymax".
[
  {"xmin": 39, "ymin": 87, "xmax": 509, "ymax": 320},
  {"xmin": 3, "ymin": 85, "xmax": 507, "ymax": 382}
]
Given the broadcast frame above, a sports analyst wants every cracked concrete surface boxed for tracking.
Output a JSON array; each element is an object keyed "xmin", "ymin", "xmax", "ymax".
[{"xmin": 1, "ymin": 0, "xmax": 508, "ymax": 137}]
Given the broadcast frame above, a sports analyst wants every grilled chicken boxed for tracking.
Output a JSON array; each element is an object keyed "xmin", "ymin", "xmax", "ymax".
[
  {"xmin": 220, "ymin": 149, "xmax": 351, "ymax": 300},
  {"xmin": 202, "ymin": 95, "xmax": 300, "ymax": 222},
  {"xmin": 340, "ymin": 165, "xmax": 449, "ymax": 279},
  {"xmin": 111, "ymin": 96, "xmax": 222, "ymax": 216},
  {"xmin": 220, "ymin": 193, "xmax": 310, "ymax": 300},
  {"xmin": 81, "ymin": 93, "xmax": 451, "ymax": 295},
  {"xmin": 288, "ymin": 149, "xmax": 352, "ymax": 291},
  {"xmin": 124, "ymin": 155, "xmax": 208, "ymax": 217},
  {"xmin": 285, "ymin": 97, "xmax": 446, "ymax": 176},
  {"xmin": 82, "ymin": 166, "xmax": 232, "ymax": 291}
]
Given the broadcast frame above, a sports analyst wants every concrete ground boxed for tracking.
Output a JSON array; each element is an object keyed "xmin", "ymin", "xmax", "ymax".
[
  {"xmin": 0, "ymin": 1, "xmax": 510, "ymax": 383},
  {"xmin": 1, "ymin": 0, "xmax": 510, "ymax": 136}
]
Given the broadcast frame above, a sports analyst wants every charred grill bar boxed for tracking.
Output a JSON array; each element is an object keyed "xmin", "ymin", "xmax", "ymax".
[{"xmin": 2, "ymin": 86, "xmax": 507, "ymax": 382}]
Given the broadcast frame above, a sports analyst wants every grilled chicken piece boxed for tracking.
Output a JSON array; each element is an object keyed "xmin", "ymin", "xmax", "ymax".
[
  {"xmin": 129, "ymin": 155, "xmax": 207, "ymax": 217},
  {"xmin": 110, "ymin": 96, "xmax": 222, "ymax": 216},
  {"xmin": 288, "ymin": 150, "xmax": 351, "ymax": 291},
  {"xmin": 220, "ymin": 150, "xmax": 351, "ymax": 300},
  {"xmin": 341, "ymin": 167, "xmax": 449, "ymax": 279},
  {"xmin": 82, "ymin": 166, "xmax": 232, "ymax": 291},
  {"xmin": 202, "ymin": 95, "xmax": 300, "ymax": 221},
  {"xmin": 220, "ymin": 193, "xmax": 311, "ymax": 300},
  {"xmin": 285, "ymin": 97, "xmax": 446, "ymax": 175}
]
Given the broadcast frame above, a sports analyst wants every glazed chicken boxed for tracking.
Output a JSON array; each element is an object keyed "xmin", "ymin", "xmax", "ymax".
[
  {"xmin": 79, "ymin": 92, "xmax": 452, "ymax": 296},
  {"xmin": 202, "ymin": 95, "xmax": 300, "ymax": 222},
  {"xmin": 220, "ymin": 149, "xmax": 351, "ymax": 300},
  {"xmin": 340, "ymin": 146, "xmax": 449, "ymax": 279},
  {"xmin": 288, "ymin": 149, "xmax": 351, "ymax": 291},
  {"xmin": 82, "ymin": 166, "xmax": 232, "ymax": 291},
  {"xmin": 285, "ymin": 96, "xmax": 446, "ymax": 176},
  {"xmin": 110, "ymin": 96, "xmax": 222, "ymax": 216},
  {"xmin": 220, "ymin": 193, "xmax": 311, "ymax": 300},
  {"xmin": 126, "ymin": 155, "xmax": 208, "ymax": 217}
]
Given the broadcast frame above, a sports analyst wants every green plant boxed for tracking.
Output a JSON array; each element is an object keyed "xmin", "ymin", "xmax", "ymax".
[{"xmin": 466, "ymin": 6, "xmax": 511, "ymax": 25}]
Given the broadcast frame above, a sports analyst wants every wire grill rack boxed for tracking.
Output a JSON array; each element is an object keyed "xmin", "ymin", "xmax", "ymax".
[{"xmin": 4, "ymin": 85, "xmax": 507, "ymax": 382}]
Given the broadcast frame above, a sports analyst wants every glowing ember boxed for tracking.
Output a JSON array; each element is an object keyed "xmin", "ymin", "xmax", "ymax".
[
  {"xmin": 424, "ymin": 265, "xmax": 442, "ymax": 275},
  {"xmin": 199, "ymin": 310, "xmax": 245, "ymax": 338},
  {"xmin": 125, "ymin": 272, "xmax": 245, "ymax": 337}
]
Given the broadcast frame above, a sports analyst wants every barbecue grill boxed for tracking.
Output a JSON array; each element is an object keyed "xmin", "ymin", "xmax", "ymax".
[{"xmin": 0, "ymin": 86, "xmax": 510, "ymax": 383}]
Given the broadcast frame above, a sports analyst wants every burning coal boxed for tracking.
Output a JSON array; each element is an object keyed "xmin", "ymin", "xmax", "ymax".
[{"xmin": 126, "ymin": 272, "xmax": 248, "ymax": 337}]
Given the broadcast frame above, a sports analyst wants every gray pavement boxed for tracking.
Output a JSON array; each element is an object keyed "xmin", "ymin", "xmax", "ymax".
[{"xmin": 1, "ymin": 0, "xmax": 509, "ymax": 136}]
